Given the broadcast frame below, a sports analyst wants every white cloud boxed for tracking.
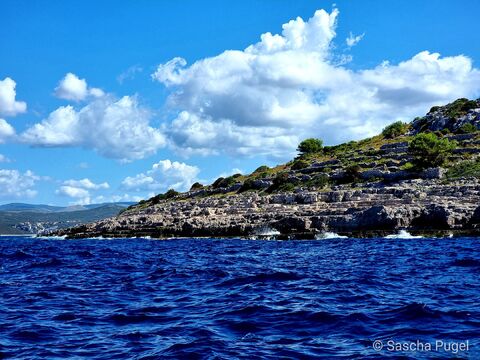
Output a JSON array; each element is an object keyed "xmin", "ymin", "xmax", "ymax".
[
  {"xmin": 56, "ymin": 178, "xmax": 110, "ymax": 205},
  {"xmin": 21, "ymin": 95, "xmax": 166, "ymax": 161},
  {"xmin": 0, "ymin": 154, "xmax": 10, "ymax": 163},
  {"xmin": 0, "ymin": 119, "xmax": 15, "ymax": 143},
  {"xmin": 346, "ymin": 32, "xmax": 364, "ymax": 47},
  {"xmin": 117, "ymin": 65, "xmax": 143, "ymax": 84},
  {"xmin": 63, "ymin": 178, "xmax": 109, "ymax": 190},
  {"xmin": 121, "ymin": 159, "xmax": 200, "ymax": 192},
  {"xmin": 54, "ymin": 72, "xmax": 104, "ymax": 101},
  {"xmin": 152, "ymin": 8, "xmax": 480, "ymax": 160},
  {"xmin": 0, "ymin": 169, "xmax": 38, "ymax": 199},
  {"xmin": 0, "ymin": 77, "xmax": 27, "ymax": 116},
  {"xmin": 94, "ymin": 193, "xmax": 145, "ymax": 203}
]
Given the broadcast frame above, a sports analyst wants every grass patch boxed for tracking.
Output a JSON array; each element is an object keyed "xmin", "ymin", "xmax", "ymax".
[{"xmin": 446, "ymin": 158, "xmax": 480, "ymax": 179}]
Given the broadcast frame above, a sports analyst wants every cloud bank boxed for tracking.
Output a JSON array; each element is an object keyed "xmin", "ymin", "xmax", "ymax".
[
  {"xmin": 56, "ymin": 178, "xmax": 110, "ymax": 205},
  {"xmin": 153, "ymin": 8, "xmax": 480, "ymax": 159},
  {"xmin": 22, "ymin": 95, "xmax": 166, "ymax": 161},
  {"xmin": 0, "ymin": 169, "xmax": 38, "ymax": 199}
]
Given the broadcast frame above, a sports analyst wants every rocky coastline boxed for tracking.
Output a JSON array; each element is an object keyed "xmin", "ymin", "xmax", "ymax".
[
  {"xmin": 51, "ymin": 98, "xmax": 480, "ymax": 239},
  {"xmin": 52, "ymin": 177, "xmax": 480, "ymax": 239}
]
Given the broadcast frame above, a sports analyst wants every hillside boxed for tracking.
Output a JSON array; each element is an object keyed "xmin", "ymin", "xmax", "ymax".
[
  {"xmin": 0, "ymin": 204, "xmax": 132, "ymax": 234},
  {"xmin": 54, "ymin": 98, "xmax": 480, "ymax": 239}
]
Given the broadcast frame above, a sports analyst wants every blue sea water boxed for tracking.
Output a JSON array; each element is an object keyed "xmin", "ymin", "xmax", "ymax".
[{"xmin": 0, "ymin": 236, "xmax": 479, "ymax": 359}]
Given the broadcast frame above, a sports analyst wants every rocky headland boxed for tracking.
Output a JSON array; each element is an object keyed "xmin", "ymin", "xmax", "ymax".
[{"xmin": 52, "ymin": 98, "xmax": 480, "ymax": 239}]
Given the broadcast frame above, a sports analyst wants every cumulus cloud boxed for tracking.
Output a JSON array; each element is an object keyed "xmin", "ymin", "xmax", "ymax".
[
  {"xmin": 346, "ymin": 32, "xmax": 364, "ymax": 47},
  {"xmin": 0, "ymin": 77, "xmax": 27, "ymax": 116},
  {"xmin": 121, "ymin": 159, "xmax": 200, "ymax": 192},
  {"xmin": 54, "ymin": 73, "xmax": 104, "ymax": 101},
  {"xmin": 21, "ymin": 95, "xmax": 166, "ymax": 161},
  {"xmin": 56, "ymin": 178, "xmax": 110, "ymax": 205},
  {"xmin": 0, "ymin": 169, "xmax": 38, "ymax": 199},
  {"xmin": 0, "ymin": 119, "xmax": 15, "ymax": 143},
  {"xmin": 0, "ymin": 154, "xmax": 11, "ymax": 163},
  {"xmin": 152, "ymin": 8, "xmax": 480, "ymax": 159}
]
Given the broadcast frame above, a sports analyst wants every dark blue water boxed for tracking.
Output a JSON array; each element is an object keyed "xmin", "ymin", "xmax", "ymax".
[{"xmin": 0, "ymin": 236, "xmax": 479, "ymax": 359}]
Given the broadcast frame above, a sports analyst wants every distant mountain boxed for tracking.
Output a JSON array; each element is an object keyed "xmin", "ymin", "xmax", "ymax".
[
  {"xmin": 0, "ymin": 203, "xmax": 64, "ymax": 213},
  {"xmin": 0, "ymin": 202, "xmax": 136, "ymax": 234},
  {"xmin": 0, "ymin": 202, "xmax": 135, "ymax": 213}
]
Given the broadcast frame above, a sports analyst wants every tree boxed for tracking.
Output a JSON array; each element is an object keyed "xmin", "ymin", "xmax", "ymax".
[
  {"xmin": 297, "ymin": 138, "xmax": 323, "ymax": 155},
  {"xmin": 382, "ymin": 121, "xmax": 409, "ymax": 138},
  {"xmin": 408, "ymin": 133, "xmax": 457, "ymax": 169}
]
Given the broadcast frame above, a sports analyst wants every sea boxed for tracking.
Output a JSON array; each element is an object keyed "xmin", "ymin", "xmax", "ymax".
[{"xmin": 0, "ymin": 235, "xmax": 479, "ymax": 359}]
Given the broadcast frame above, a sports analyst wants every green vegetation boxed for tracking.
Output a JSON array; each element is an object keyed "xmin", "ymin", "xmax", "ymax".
[
  {"xmin": 305, "ymin": 174, "xmax": 329, "ymax": 189},
  {"xmin": 446, "ymin": 158, "xmax": 480, "ymax": 179},
  {"xmin": 382, "ymin": 121, "xmax": 409, "ymax": 139},
  {"xmin": 150, "ymin": 189, "xmax": 180, "ymax": 204},
  {"xmin": 190, "ymin": 182, "xmax": 204, "ymax": 191},
  {"xmin": 323, "ymin": 140, "xmax": 360, "ymax": 156},
  {"xmin": 267, "ymin": 172, "xmax": 296, "ymax": 193},
  {"xmin": 297, "ymin": 138, "xmax": 323, "ymax": 155},
  {"xmin": 341, "ymin": 165, "xmax": 362, "ymax": 183},
  {"xmin": 408, "ymin": 133, "xmax": 457, "ymax": 169},
  {"xmin": 444, "ymin": 98, "xmax": 478, "ymax": 118},
  {"xmin": 456, "ymin": 123, "xmax": 477, "ymax": 134},
  {"xmin": 400, "ymin": 162, "xmax": 415, "ymax": 171},
  {"xmin": 291, "ymin": 159, "xmax": 309, "ymax": 170},
  {"xmin": 253, "ymin": 165, "xmax": 270, "ymax": 173},
  {"xmin": 212, "ymin": 174, "xmax": 242, "ymax": 189}
]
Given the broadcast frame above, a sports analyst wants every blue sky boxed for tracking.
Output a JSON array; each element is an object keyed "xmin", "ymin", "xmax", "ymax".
[{"xmin": 1, "ymin": 0, "xmax": 479, "ymax": 205}]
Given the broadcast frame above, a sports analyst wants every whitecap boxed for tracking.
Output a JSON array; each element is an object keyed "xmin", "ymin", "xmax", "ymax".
[
  {"xmin": 385, "ymin": 230, "xmax": 423, "ymax": 239},
  {"xmin": 253, "ymin": 227, "xmax": 281, "ymax": 236},
  {"xmin": 315, "ymin": 232, "xmax": 348, "ymax": 239}
]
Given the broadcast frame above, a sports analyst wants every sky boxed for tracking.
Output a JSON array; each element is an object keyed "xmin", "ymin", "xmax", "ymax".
[{"xmin": 1, "ymin": 0, "xmax": 480, "ymax": 205}]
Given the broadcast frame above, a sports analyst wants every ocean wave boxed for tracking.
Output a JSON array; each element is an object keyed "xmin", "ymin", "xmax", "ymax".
[
  {"xmin": 385, "ymin": 230, "xmax": 423, "ymax": 239},
  {"xmin": 1, "ymin": 235, "xmax": 479, "ymax": 358},
  {"xmin": 315, "ymin": 232, "xmax": 348, "ymax": 239}
]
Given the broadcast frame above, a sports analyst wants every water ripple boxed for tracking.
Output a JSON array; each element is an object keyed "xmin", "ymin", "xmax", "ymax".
[{"xmin": 0, "ymin": 236, "xmax": 479, "ymax": 358}]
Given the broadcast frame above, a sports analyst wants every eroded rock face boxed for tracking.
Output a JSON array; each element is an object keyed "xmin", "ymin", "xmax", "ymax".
[{"xmin": 53, "ymin": 178, "xmax": 480, "ymax": 238}]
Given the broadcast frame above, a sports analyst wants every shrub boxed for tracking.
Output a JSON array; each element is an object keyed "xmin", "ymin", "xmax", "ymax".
[
  {"xmin": 400, "ymin": 162, "xmax": 415, "ymax": 171},
  {"xmin": 382, "ymin": 121, "xmax": 409, "ymax": 139},
  {"xmin": 253, "ymin": 165, "xmax": 270, "ymax": 173},
  {"xmin": 267, "ymin": 172, "xmax": 296, "ymax": 192},
  {"xmin": 445, "ymin": 98, "xmax": 478, "ymax": 118},
  {"xmin": 343, "ymin": 165, "xmax": 362, "ymax": 183},
  {"xmin": 297, "ymin": 138, "xmax": 323, "ymax": 155},
  {"xmin": 211, "ymin": 177, "xmax": 225, "ymax": 188},
  {"xmin": 150, "ymin": 189, "xmax": 180, "ymax": 204},
  {"xmin": 456, "ymin": 123, "xmax": 477, "ymax": 134},
  {"xmin": 238, "ymin": 179, "xmax": 264, "ymax": 193},
  {"xmin": 306, "ymin": 174, "xmax": 329, "ymax": 189},
  {"xmin": 212, "ymin": 175, "xmax": 240, "ymax": 189},
  {"xmin": 291, "ymin": 159, "xmax": 309, "ymax": 170},
  {"xmin": 408, "ymin": 133, "xmax": 457, "ymax": 169},
  {"xmin": 190, "ymin": 182, "xmax": 204, "ymax": 191}
]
